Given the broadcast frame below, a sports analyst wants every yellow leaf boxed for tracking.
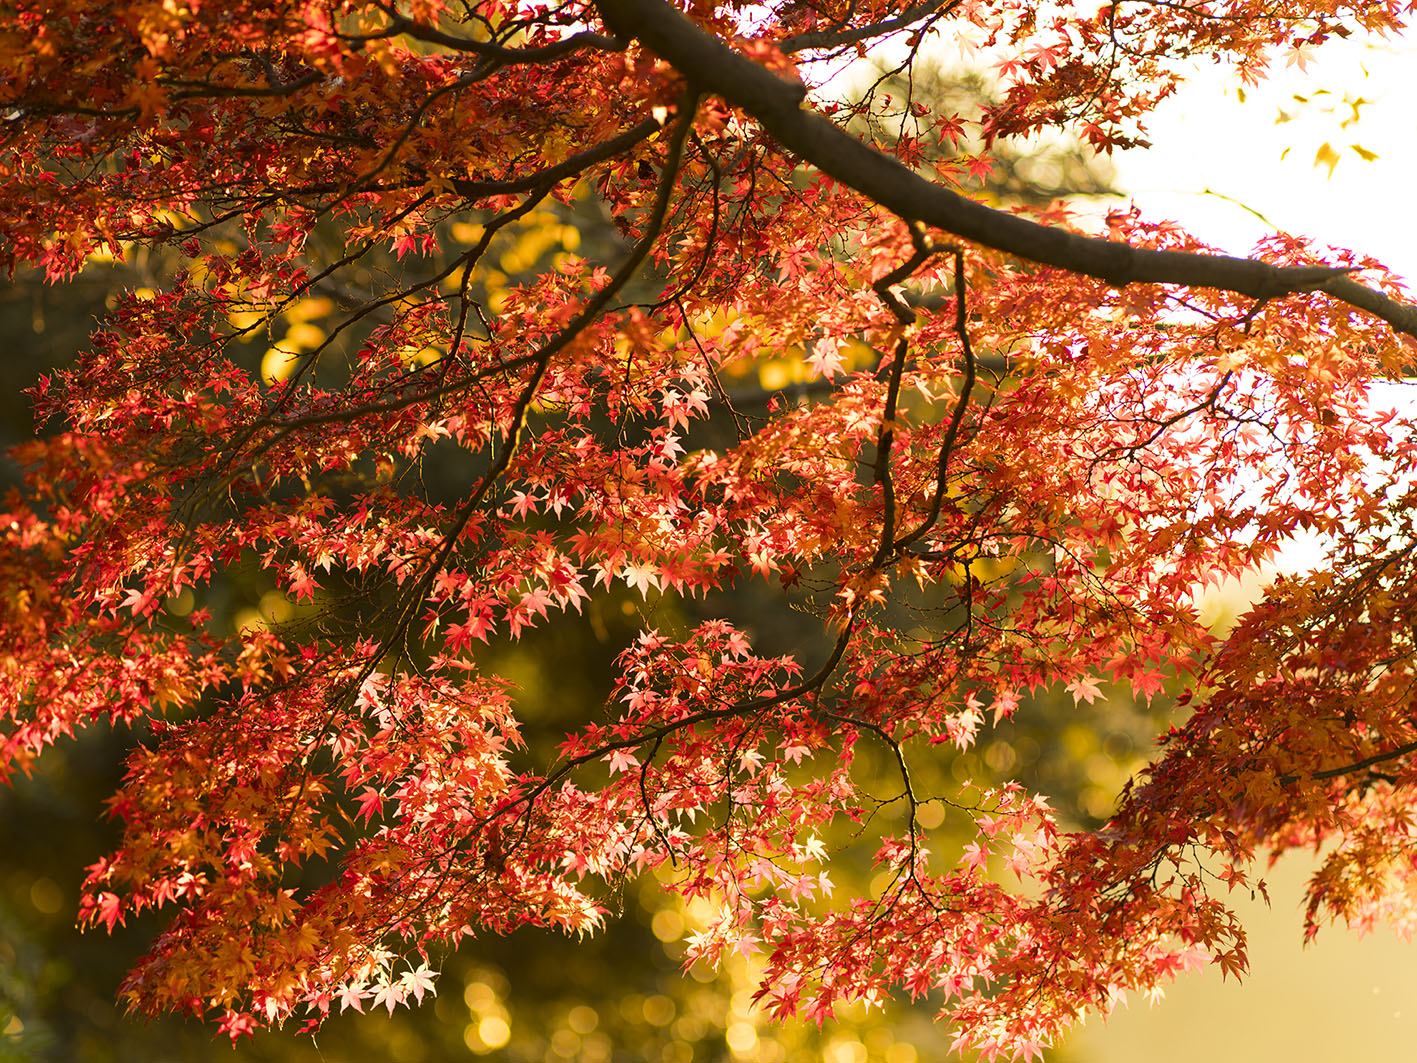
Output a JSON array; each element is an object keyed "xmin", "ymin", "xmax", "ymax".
[{"xmin": 1313, "ymin": 141, "xmax": 1340, "ymax": 178}]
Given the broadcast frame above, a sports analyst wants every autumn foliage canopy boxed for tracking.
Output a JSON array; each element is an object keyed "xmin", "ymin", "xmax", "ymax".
[{"xmin": 4, "ymin": 0, "xmax": 1417, "ymax": 1056}]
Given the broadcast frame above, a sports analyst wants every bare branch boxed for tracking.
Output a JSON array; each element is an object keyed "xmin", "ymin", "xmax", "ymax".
[
  {"xmin": 364, "ymin": 9, "xmax": 623, "ymax": 61},
  {"xmin": 449, "ymin": 117, "xmax": 662, "ymax": 200},
  {"xmin": 782, "ymin": 0, "xmax": 960, "ymax": 54},
  {"xmin": 1280, "ymin": 739, "xmax": 1417, "ymax": 786}
]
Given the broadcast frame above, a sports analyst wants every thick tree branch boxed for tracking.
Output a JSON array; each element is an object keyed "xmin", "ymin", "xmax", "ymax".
[{"xmin": 596, "ymin": 0, "xmax": 1417, "ymax": 340}]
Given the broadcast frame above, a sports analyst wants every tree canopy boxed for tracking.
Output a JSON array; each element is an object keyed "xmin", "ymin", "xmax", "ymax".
[{"xmin": 3, "ymin": 1, "xmax": 1417, "ymax": 1058}]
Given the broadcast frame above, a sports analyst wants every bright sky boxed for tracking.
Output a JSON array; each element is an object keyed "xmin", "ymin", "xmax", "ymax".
[
  {"xmin": 1108, "ymin": 27, "xmax": 1417, "ymax": 286},
  {"xmin": 830, "ymin": 18, "xmax": 1417, "ymax": 285}
]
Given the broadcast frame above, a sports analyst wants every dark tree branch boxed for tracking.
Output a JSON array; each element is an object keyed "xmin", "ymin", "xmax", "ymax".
[
  {"xmin": 475, "ymin": 619, "xmax": 857, "ymax": 855},
  {"xmin": 781, "ymin": 0, "xmax": 960, "ymax": 53},
  {"xmin": 1280, "ymin": 739, "xmax": 1417, "ymax": 786},
  {"xmin": 448, "ymin": 117, "xmax": 662, "ymax": 200},
  {"xmin": 363, "ymin": 9, "xmax": 623, "ymax": 61},
  {"xmin": 595, "ymin": 0, "xmax": 1417, "ymax": 340},
  {"xmin": 895, "ymin": 246, "xmax": 976, "ymax": 552},
  {"xmin": 161, "ymin": 71, "xmax": 324, "ymax": 100},
  {"xmin": 870, "ymin": 225, "xmax": 939, "ymax": 567}
]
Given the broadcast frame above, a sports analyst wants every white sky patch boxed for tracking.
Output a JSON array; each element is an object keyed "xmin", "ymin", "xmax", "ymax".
[
  {"xmin": 819, "ymin": 15, "xmax": 1415, "ymax": 285},
  {"xmin": 1105, "ymin": 28, "xmax": 1417, "ymax": 285}
]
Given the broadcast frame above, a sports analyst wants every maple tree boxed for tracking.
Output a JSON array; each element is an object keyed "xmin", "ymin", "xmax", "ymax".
[{"xmin": 3, "ymin": 0, "xmax": 1417, "ymax": 1058}]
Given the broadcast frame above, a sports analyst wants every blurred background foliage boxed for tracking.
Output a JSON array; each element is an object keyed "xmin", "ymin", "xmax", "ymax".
[{"xmin": 0, "ymin": 64, "xmax": 1154, "ymax": 1063}]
